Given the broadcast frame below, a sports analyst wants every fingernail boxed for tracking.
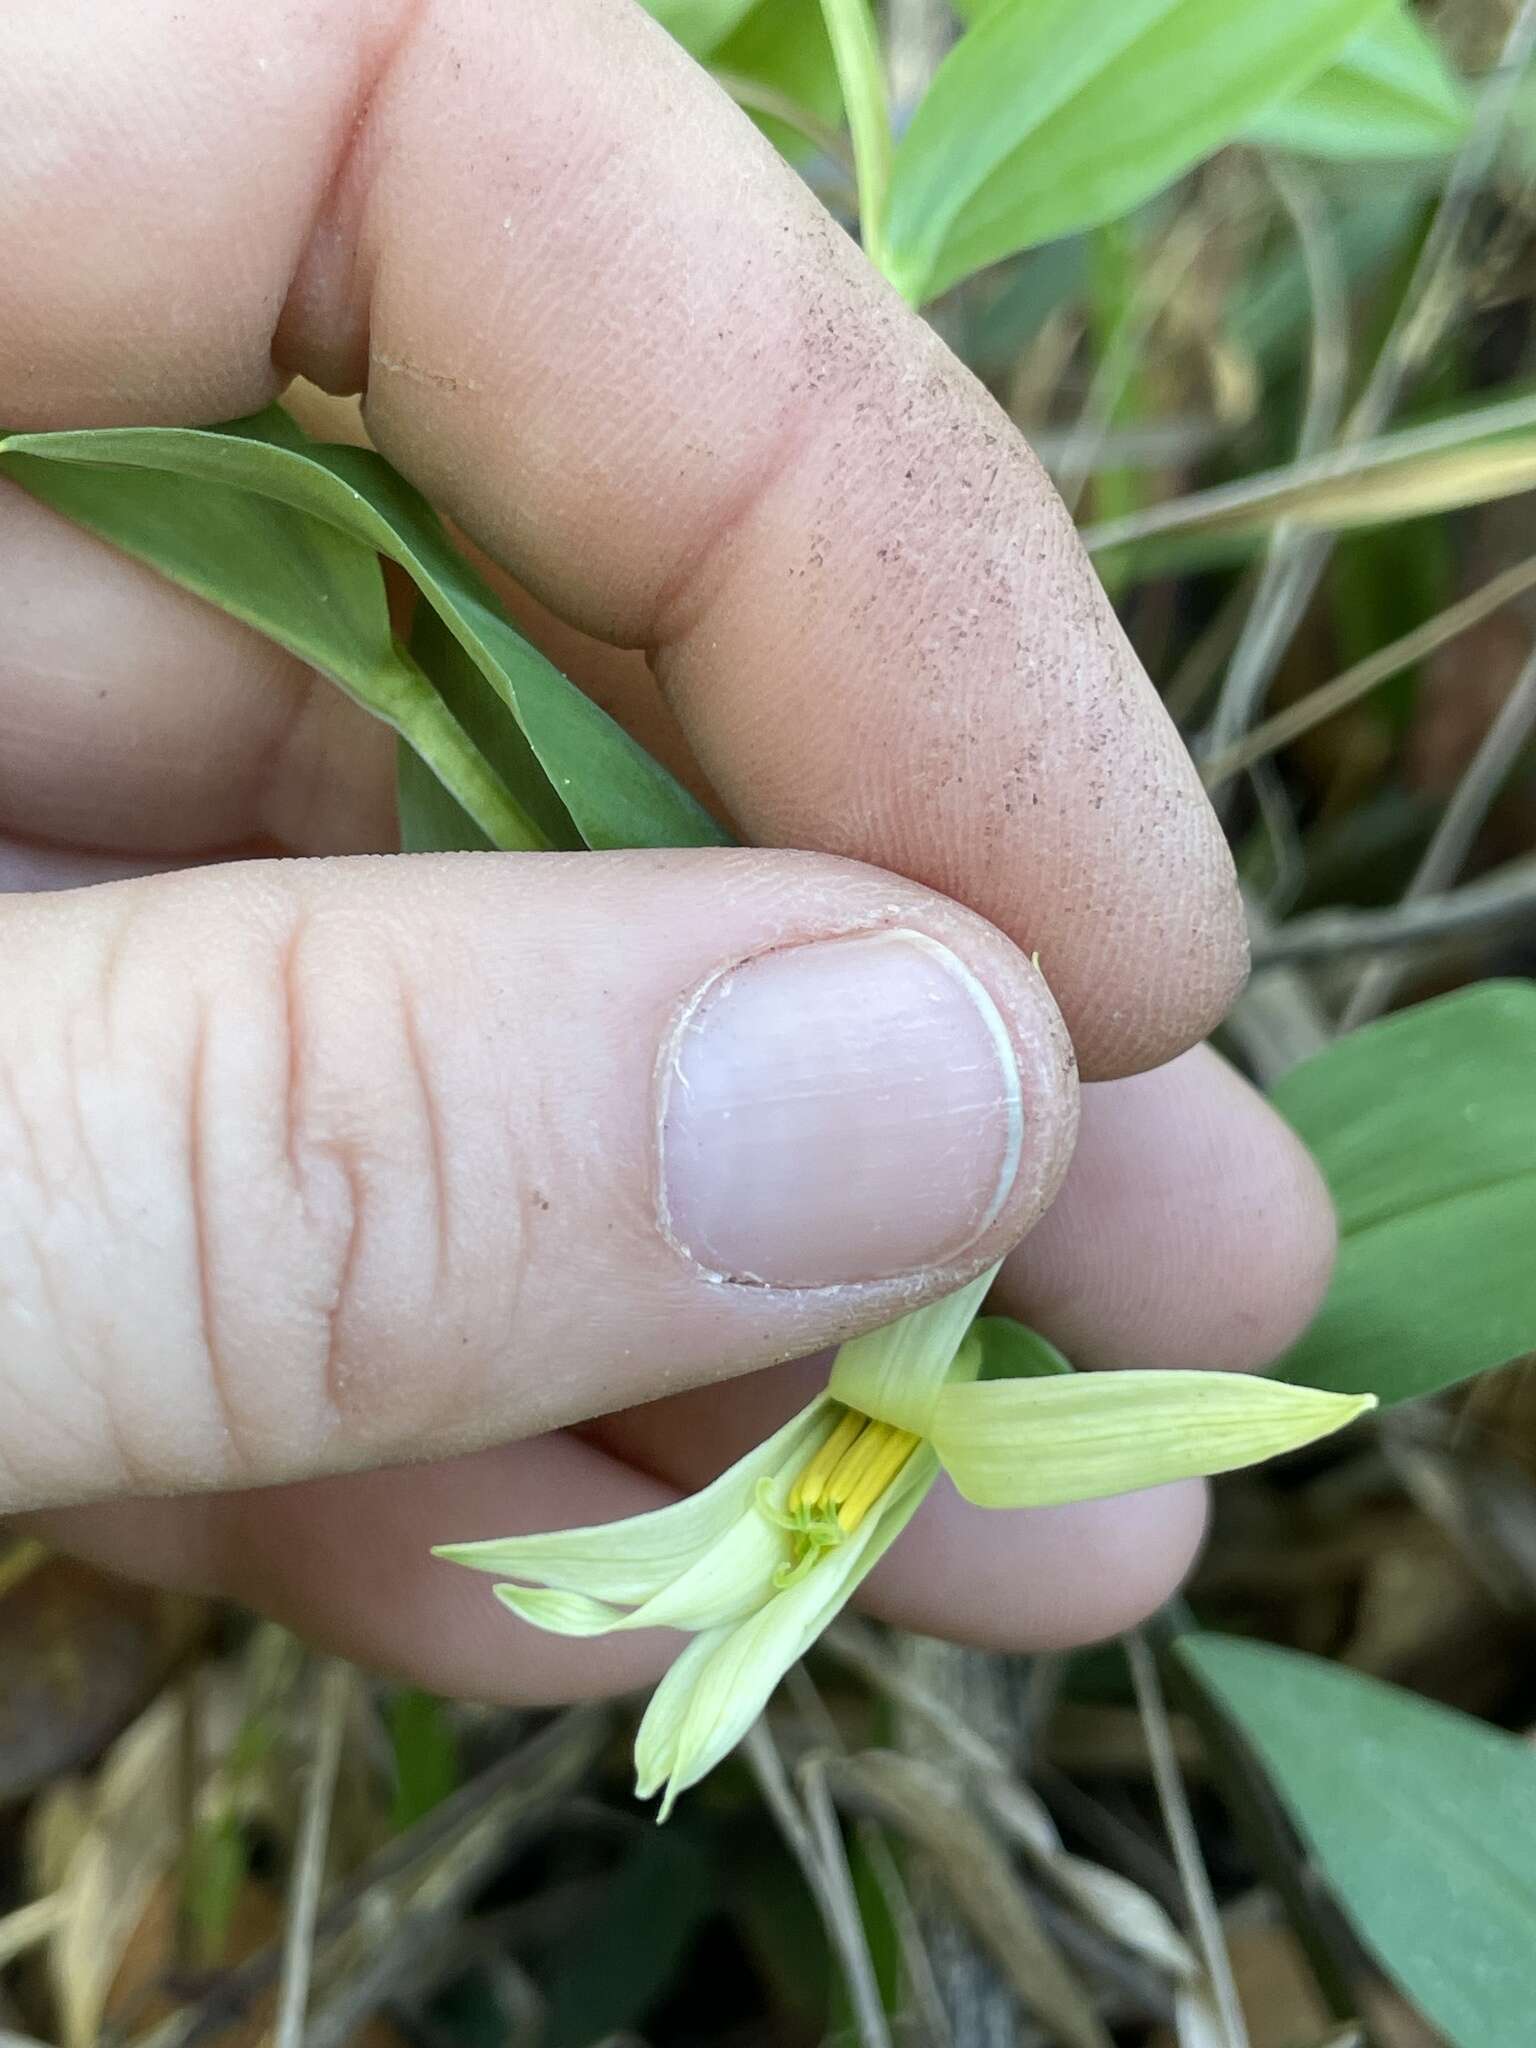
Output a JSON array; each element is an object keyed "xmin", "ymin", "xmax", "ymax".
[{"xmin": 658, "ymin": 929, "xmax": 1024, "ymax": 1288}]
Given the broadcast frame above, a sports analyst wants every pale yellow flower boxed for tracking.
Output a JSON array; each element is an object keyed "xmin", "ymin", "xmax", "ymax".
[{"xmin": 438, "ymin": 1267, "xmax": 1372, "ymax": 1818}]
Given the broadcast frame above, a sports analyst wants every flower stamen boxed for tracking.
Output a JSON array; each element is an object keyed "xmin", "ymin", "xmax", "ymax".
[
  {"xmin": 833, "ymin": 1423, "xmax": 923, "ymax": 1531},
  {"xmin": 781, "ymin": 1405, "xmax": 925, "ymax": 1555},
  {"xmin": 787, "ymin": 1406, "xmax": 865, "ymax": 1512}
]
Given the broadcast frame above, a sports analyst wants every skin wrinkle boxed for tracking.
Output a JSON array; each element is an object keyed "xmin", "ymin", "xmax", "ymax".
[
  {"xmin": 184, "ymin": 997, "xmax": 246, "ymax": 1483},
  {"xmin": 644, "ymin": 395, "xmax": 826, "ymax": 655},
  {"xmin": 272, "ymin": 912, "xmax": 368, "ymax": 1439},
  {"xmin": 394, "ymin": 964, "xmax": 452, "ymax": 1302}
]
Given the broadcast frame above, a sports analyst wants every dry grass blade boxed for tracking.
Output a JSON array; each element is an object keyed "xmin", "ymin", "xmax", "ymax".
[
  {"xmin": 1343, "ymin": 0, "xmax": 1536, "ymax": 438},
  {"xmin": 982, "ymin": 1778, "xmax": 1196, "ymax": 1985},
  {"xmin": 784, "ymin": 1665, "xmax": 955, "ymax": 2044},
  {"xmin": 855, "ymin": 1828, "xmax": 955, "ymax": 2048},
  {"xmin": 741, "ymin": 1721, "xmax": 893, "ymax": 2048},
  {"xmin": 826, "ymin": 1622, "xmax": 1191, "ymax": 1981},
  {"xmin": 129, "ymin": 1706, "xmax": 609, "ymax": 2048},
  {"xmin": 302, "ymin": 1741, "xmax": 579, "ymax": 2048},
  {"xmin": 1093, "ymin": 423, "xmax": 1536, "ymax": 553},
  {"xmin": 1126, "ymin": 1636, "xmax": 1249, "ymax": 2048},
  {"xmin": 823, "ymin": 1622, "xmax": 1010, "ymax": 1775},
  {"xmin": 1342, "ymin": 632, "xmax": 1536, "ymax": 1027},
  {"xmin": 823, "ymin": 1750, "xmax": 1113, "ymax": 2048},
  {"xmin": 1172, "ymin": 1980, "xmax": 1241, "ymax": 2047},
  {"xmin": 1080, "ymin": 390, "xmax": 1536, "ymax": 554},
  {"xmin": 1204, "ymin": 553, "xmax": 1536, "ymax": 788},
  {"xmin": 1054, "ymin": 215, "xmax": 1210, "ymax": 518},
  {"xmin": 1252, "ymin": 851, "xmax": 1536, "ymax": 965},
  {"xmin": 1225, "ymin": 898, "xmax": 1333, "ymax": 1087},
  {"xmin": 1383, "ymin": 1407, "xmax": 1536, "ymax": 1613},
  {"xmin": 37, "ymin": 1689, "xmax": 226, "ymax": 2048},
  {"xmin": 1205, "ymin": 156, "xmax": 1348, "ymax": 779},
  {"xmin": 272, "ymin": 1659, "xmax": 351, "ymax": 2048},
  {"xmin": 0, "ymin": 1897, "xmax": 64, "ymax": 1970}
]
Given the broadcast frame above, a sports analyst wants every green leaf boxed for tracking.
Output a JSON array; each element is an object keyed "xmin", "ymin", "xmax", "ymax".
[
  {"xmin": 642, "ymin": 0, "xmax": 761, "ymax": 58},
  {"xmin": 1273, "ymin": 982, "xmax": 1536, "ymax": 1404},
  {"xmin": 1245, "ymin": 4, "xmax": 1469, "ymax": 159},
  {"xmin": 712, "ymin": 0, "xmax": 842, "ymax": 161},
  {"xmin": 0, "ymin": 447, "xmax": 548, "ymax": 853},
  {"xmin": 1229, "ymin": 172, "xmax": 1436, "ymax": 373},
  {"xmin": 398, "ymin": 602, "xmax": 580, "ymax": 852},
  {"xmin": 819, "ymin": 0, "xmax": 894, "ymax": 270},
  {"xmin": 180, "ymin": 1811, "xmax": 249, "ymax": 1964},
  {"xmin": 542, "ymin": 1830, "xmax": 715, "ymax": 2048},
  {"xmin": 1179, "ymin": 1633, "xmax": 1536, "ymax": 2048},
  {"xmin": 972, "ymin": 1315, "xmax": 1075, "ymax": 1380},
  {"xmin": 884, "ymin": 0, "xmax": 1393, "ymax": 304},
  {"xmin": 0, "ymin": 411, "xmax": 730, "ymax": 857},
  {"xmin": 386, "ymin": 1688, "xmax": 460, "ymax": 1832}
]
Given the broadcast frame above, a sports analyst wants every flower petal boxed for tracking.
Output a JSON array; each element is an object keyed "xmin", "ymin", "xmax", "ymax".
[
  {"xmin": 828, "ymin": 1265, "xmax": 1000, "ymax": 1435},
  {"xmin": 493, "ymin": 1585, "xmax": 634, "ymax": 1635},
  {"xmin": 929, "ymin": 1371, "xmax": 1374, "ymax": 1508},
  {"xmin": 433, "ymin": 1395, "xmax": 834, "ymax": 1604},
  {"xmin": 635, "ymin": 1447, "xmax": 941, "ymax": 1819}
]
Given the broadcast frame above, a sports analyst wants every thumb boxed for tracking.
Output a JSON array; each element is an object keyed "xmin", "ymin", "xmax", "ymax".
[{"xmin": 0, "ymin": 850, "xmax": 1075, "ymax": 1511}]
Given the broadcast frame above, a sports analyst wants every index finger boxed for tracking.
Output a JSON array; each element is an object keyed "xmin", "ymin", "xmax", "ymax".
[{"xmin": 0, "ymin": 0, "xmax": 1244, "ymax": 1076}]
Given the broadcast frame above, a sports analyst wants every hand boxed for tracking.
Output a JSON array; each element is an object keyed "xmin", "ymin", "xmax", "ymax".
[{"xmin": 0, "ymin": 0, "xmax": 1333, "ymax": 1703}]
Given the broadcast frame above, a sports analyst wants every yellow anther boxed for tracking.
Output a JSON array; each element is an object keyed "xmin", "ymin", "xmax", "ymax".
[
  {"xmin": 788, "ymin": 1407, "xmax": 865, "ymax": 1512},
  {"xmin": 819, "ymin": 1419, "xmax": 887, "ymax": 1504},
  {"xmin": 783, "ymin": 1411, "xmax": 923, "ymax": 1557},
  {"xmin": 835, "ymin": 1426, "xmax": 922, "ymax": 1532}
]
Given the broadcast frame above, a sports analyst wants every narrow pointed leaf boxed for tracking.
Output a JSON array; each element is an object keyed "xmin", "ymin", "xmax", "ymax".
[
  {"xmin": 1246, "ymin": 4, "xmax": 1468, "ymax": 159},
  {"xmin": 642, "ymin": 0, "xmax": 759, "ymax": 57},
  {"xmin": 0, "ymin": 412, "xmax": 728, "ymax": 855},
  {"xmin": 828, "ymin": 1265, "xmax": 999, "ymax": 1435},
  {"xmin": 929, "ymin": 1371, "xmax": 1373, "ymax": 1508},
  {"xmin": 1180, "ymin": 1633, "xmax": 1536, "ymax": 2048},
  {"xmin": 884, "ymin": 0, "xmax": 1392, "ymax": 303},
  {"xmin": 1272, "ymin": 982, "xmax": 1536, "ymax": 1404},
  {"xmin": 709, "ymin": 0, "xmax": 841, "ymax": 164},
  {"xmin": 0, "ymin": 448, "xmax": 546, "ymax": 853},
  {"xmin": 400, "ymin": 601, "xmax": 581, "ymax": 852}
]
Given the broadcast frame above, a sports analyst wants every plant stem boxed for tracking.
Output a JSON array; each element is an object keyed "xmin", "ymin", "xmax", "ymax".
[
  {"xmin": 1341, "ymin": 633, "xmax": 1536, "ymax": 1027},
  {"xmin": 743, "ymin": 1721, "xmax": 894, "ymax": 2048},
  {"xmin": 273, "ymin": 1660, "xmax": 352, "ymax": 2048},
  {"xmin": 391, "ymin": 639, "xmax": 554, "ymax": 852},
  {"xmin": 1126, "ymin": 1632, "xmax": 1250, "ymax": 2048},
  {"xmin": 1205, "ymin": 553, "xmax": 1536, "ymax": 790},
  {"xmin": 820, "ymin": 0, "xmax": 895, "ymax": 280},
  {"xmin": 1252, "ymin": 852, "xmax": 1536, "ymax": 966}
]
